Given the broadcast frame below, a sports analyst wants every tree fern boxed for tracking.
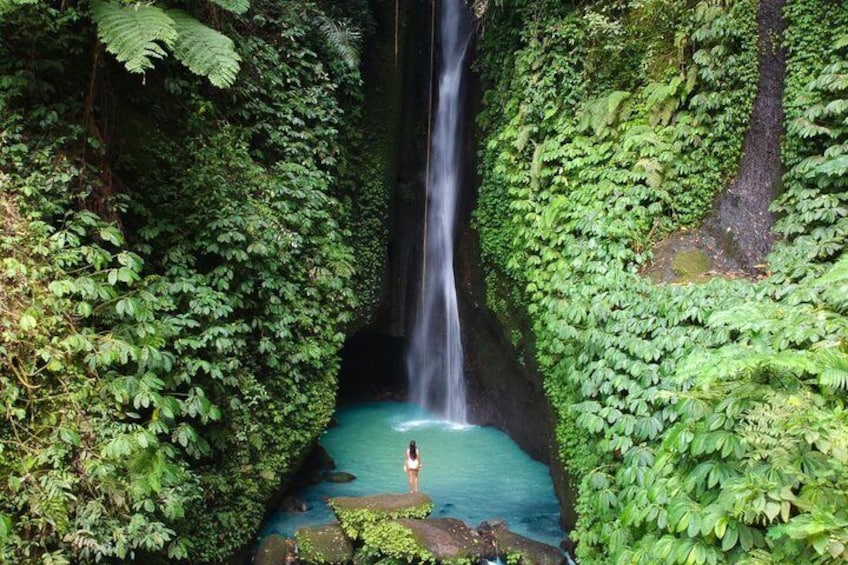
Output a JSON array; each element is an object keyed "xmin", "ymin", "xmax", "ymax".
[
  {"xmin": 209, "ymin": 0, "xmax": 249, "ymax": 16},
  {"xmin": 816, "ymin": 349, "xmax": 848, "ymax": 392},
  {"xmin": 168, "ymin": 10, "xmax": 241, "ymax": 88},
  {"xmin": 91, "ymin": 0, "xmax": 177, "ymax": 74},
  {"xmin": 315, "ymin": 16, "xmax": 362, "ymax": 69}
]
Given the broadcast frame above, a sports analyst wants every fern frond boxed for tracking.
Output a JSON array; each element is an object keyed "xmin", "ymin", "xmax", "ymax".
[
  {"xmin": 316, "ymin": 16, "xmax": 362, "ymax": 69},
  {"xmin": 0, "ymin": 0, "xmax": 40, "ymax": 18},
  {"xmin": 818, "ymin": 254, "xmax": 848, "ymax": 310},
  {"xmin": 168, "ymin": 10, "xmax": 241, "ymax": 88},
  {"xmin": 634, "ymin": 158, "xmax": 663, "ymax": 188},
  {"xmin": 91, "ymin": 0, "xmax": 177, "ymax": 74},
  {"xmin": 208, "ymin": 0, "xmax": 249, "ymax": 16},
  {"xmin": 815, "ymin": 349, "xmax": 848, "ymax": 392}
]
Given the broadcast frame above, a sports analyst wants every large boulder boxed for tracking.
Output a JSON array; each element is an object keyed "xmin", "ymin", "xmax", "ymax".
[
  {"xmin": 383, "ymin": 518, "xmax": 484, "ymax": 562},
  {"xmin": 253, "ymin": 534, "xmax": 296, "ymax": 565},
  {"xmin": 295, "ymin": 523, "xmax": 354, "ymax": 565},
  {"xmin": 494, "ymin": 529, "xmax": 565, "ymax": 565},
  {"xmin": 328, "ymin": 493, "xmax": 433, "ymax": 539}
]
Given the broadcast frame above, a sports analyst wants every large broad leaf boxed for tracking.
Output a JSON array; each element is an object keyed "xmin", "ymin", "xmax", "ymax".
[
  {"xmin": 167, "ymin": 10, "xmax": 241, "ymax": 88},
  {"xmin": 816, "ymin": 155, "xmax": 848, "ymax": 177},
  {"xmin": 91, "ymin": 0, "xmax": 177, "ymax": 74}
]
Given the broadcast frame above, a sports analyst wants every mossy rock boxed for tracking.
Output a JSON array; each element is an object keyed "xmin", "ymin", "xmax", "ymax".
[
  {"xmin": 386, "ymin": 518, "xmax": 484, "ymax": 563},
  {"xmin": 671, "ymin": 248, "xmax": 711, "ymax": 282},
  {"xmin": 254, "ymin": 534, "xmax": 295, "ymax": 565},
  {"xmin": 295, "ymin": 523, "xmax": 354, "ymax": 565},
  {"xmin": 494, "ymin": 530, "xmax": 565, "ymax": 565},
  {"xmin": 328, "ymin": 493, "xmax": 433, "ymax": 539}
]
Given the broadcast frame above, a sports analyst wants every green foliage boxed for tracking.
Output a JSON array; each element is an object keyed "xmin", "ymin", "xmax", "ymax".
[
  {"xmin": 328, "ymin": 495, "xmax": 433, "ymax": 540},
  {"xmin": 360, "ymin": 521, "xmax": 434, "ymax": 564},
  {"xmin": 770, "ymin": 2, "xmax": 848, "ymax": 279},
  {"xmin": 219, "ymin": 0, "xmax": 384, "ymax": 322},
  {"xmin": 90, "ymin": 0, "xmax": 241, "ymax": 87},
  {"xmin": 0, "ymin": 0, "xmax": 377, "ymax": 561},
  {"xmin": 475, "ymin": 0, "xmax": 848, "ymax": 564},
  {"xmin": 315, "ymin": 15, "xmax": 362, "ymax": 69},
  {"xmin": 91, "ymin": 0, "xmax": 177, "ymax": 74},
  {"xmin": 209, "ymin": 0, "xmax": 249, "ymax": 16},
  {"xmin": 168, "ymin": 9, "xmax": 241, "ymax": 87}
]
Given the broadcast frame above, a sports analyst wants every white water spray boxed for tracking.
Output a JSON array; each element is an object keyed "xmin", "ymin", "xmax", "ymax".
[{"xmin": 407, "ymin": 0, "xmax": 473, "ymax": 423}]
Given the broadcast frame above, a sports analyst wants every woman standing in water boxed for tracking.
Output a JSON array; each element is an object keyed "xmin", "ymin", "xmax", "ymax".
[{"xmin": 404, "ymin": 440, "xmax": 422, "ymax": 493}]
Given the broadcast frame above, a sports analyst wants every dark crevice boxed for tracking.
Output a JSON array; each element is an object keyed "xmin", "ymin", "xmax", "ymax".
[{"xmin": 706, "ymin": 0, "xmax": 787, "ymax": 270}]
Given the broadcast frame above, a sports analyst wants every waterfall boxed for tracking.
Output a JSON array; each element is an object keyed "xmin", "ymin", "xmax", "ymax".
[{"xmin": 407, "ymin": 0, "xmax": 473, "ymax": 423}]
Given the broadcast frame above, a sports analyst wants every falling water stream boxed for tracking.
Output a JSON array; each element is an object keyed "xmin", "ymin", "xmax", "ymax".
[
  {"xmin": 407, "ymin": 0, "xmax": 473, "ymax": 423},
  {"xmin": 255, "ymin": 3, "xmax": 569, "ymax": 554}
]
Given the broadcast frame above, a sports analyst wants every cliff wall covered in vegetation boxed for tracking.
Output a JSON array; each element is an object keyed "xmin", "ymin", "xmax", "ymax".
[
  {"xmin": 0, "ymin": 0, "xmax": 390, "ymax": 561},
  {"xmin": 474, "ymin": 0, "xmax": 848, "ymax": 562}
]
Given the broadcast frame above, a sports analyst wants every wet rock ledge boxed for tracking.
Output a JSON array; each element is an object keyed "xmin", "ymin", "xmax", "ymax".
[{"xmin": 255, "ymin": 493, "xmax": 565, "ymax": 565}]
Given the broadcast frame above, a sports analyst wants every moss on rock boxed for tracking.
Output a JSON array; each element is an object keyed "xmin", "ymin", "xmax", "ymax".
[
  {"xmin": 295, "ymin": 523, "xmax": 354, "ymax": 565},
  {"xmin": 672, "ymin": 248, "xmax": 712, "ymax": 282},
  {"xmin": 360, "ymin": 520, "xmax": 432, "ymax": 563},
  {"xmin": 391, "ymin": 518, "xmax": 484, "ymax": 563},
  {"xmin": 328, "ymin": 493, "xmax": 433, "ymax": 539}
]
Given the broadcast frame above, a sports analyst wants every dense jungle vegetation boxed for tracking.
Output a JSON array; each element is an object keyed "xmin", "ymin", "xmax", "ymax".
[
  {"xmin": 2, "ymin": 0, "xmax": 848, "ymax": 563},
  {"xmin": 476, "ymin": 0, "xmax": 848, "ymax": 563},
  {"xmin": 0, "ymin": 0, "xmax": 389, "ymax": 561}
]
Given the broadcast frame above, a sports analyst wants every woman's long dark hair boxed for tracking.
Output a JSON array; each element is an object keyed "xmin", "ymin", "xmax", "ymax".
[{"xmin": 408, "ymin": 440, "xmax": 418, "ymax": 460}]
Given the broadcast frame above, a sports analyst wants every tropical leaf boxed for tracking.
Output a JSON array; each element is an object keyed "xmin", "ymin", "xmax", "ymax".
[
  {"xmin": 816, "ymin": 155, "xmax": 848, "ymax": 177},
  {"xmin": 815, "ymin": 349, "xmax": 848, "ymax": 391},
  {"xmin": 315, "ymin": 16, "xmax": 362, "ymax": 69},
  {"xmin": 208, "ymin": 0, "xmax": 249, "ymax": 15},
  {"xmin": 91, "ymin": 0, "xmax": 177, "ymax": 74},
  {"xmin": 168, "ymin": 10, "xmax": 241, "ymax": 88}
]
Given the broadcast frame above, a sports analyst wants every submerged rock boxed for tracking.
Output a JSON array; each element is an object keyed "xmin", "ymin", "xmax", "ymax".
[
  {"xmin": 328, "ymin": 493, "xmax": 433, "ymax": 539},
  {"xmin": 494, "ymin": 529, "xmax": 565, "ymax": 565},
  {"xmin": 323, "ymin": 471, "xmax": 356, "ymax": 483},
  {"xmin": 295, "ymin": 523, "xmax": 354, "ymax": 565}
]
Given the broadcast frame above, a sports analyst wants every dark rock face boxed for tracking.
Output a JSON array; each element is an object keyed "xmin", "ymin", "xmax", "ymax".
[
  {"xmin": 453, "ymin": 43, "xmax": 577, "ymax": 531},
  {"xmin": 706, "ymin": 0, "xmax": 787, "ymax": 271},
  {"xmin": 337, "ymin": 331, "xmax": 406, "ymax": 401},
  {"xmin": 280, "ymin": 496, "xmax": 308, "ymax": 513}
]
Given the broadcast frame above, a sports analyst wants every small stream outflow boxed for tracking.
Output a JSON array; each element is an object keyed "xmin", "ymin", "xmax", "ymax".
[{"xmin": 407, "ymin": 0, "xmax": 473, "ymax": 424}]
